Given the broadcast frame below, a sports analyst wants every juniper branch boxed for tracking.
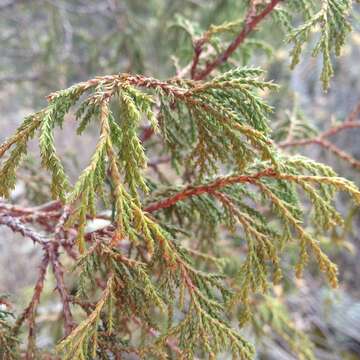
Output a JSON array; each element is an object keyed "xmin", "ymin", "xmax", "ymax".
[
  {"xmin": 192, "ymin": 0, "xmax": 281, "ymax": 80},
  {"xmin": 0, "ymin": 23, "xmax": 359, "ymax": 356},
  {"xmin": 280, "ymin": 101, "xmax": 360, "ymax": 169}
]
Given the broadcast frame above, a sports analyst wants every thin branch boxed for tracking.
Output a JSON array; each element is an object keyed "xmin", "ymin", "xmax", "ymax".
[
  {"xmin": 12, "ymin": 254, "xmax": 49, "ymax": 357},
  {"xmin": 0, "ymin": 214, "xmax": 47, "ymax": 245},
  {"xmin": 140, "ymin": 125, "xmax": 155, "ymax": 143},
  {"xmin": 279, "ymin": 123, "xmax": 360, "ymax": 148},
  {"xmin": 0, "ymin": 211, "xmax": 75, "ymax": 336},
  {"xmin": 279, "ymin": 102, "xmax": 360, "ymax": 169},
  {"xmin": 192, "ymin": 0, "xmax": 281, "ymax": 80},
  {"xmin": 144, "ymin": 168, "xmax": 277, "ymax": 213},
  {"xmin": 47, "ymin": 242, "xmax": 74, "ymax": 336}
]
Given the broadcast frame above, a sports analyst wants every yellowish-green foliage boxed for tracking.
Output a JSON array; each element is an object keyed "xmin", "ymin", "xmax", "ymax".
[
  {"xmin": 287, "ymin": 0, "xmax": 352, "ymax": 90},
  {"xmin": 0, "ymin": 302, "xmax": 19, "ymax": 359},
  {"xmin": 0, "ymin": 1, "xmax": 358, "ymax": 359},
  {"xmin": 1, "ymin": 67, "xmax": 360, "ymax": 359},
  {"xmin": 251, "ymin": 295, "xmax": 315, "ymax": 360}
]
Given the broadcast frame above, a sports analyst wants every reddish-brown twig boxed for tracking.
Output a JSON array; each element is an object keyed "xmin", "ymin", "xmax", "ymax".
[
  {"xmin": 279, "ymin": 102, "xmax": 360, "ymax": 170},
  {"xmin": 144, "ymin": 168, "xmax": 277, "ymax": 213},
  {"xmin": 15, "ymin": 254, "xmax": 49, "ymax": 358},
  {"xmin": 0, "ymin": 211, "xmax": 75, "ymax": 336},
  {"xmin": 140, "ymin": 125, "xmax": 155, "ymax": 143},
  {"xmin": 46, "ymin": 242, "xmax": 74, "ymax": 336},
  {"xmin": 192, "ymin": 0, "xmax": 281, "ymax": 80},
  {"xmin": 0, "ymin": 214, "xmax": 47, "ymax": 245}
]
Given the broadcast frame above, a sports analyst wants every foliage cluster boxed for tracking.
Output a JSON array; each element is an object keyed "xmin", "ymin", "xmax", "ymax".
[{"xmin": 0, "ymin": 1, "xmax": 359, "ymax": 359}]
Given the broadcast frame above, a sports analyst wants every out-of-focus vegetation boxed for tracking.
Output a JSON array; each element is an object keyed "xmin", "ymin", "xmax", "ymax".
[{"xmin": 0, "ymin": 1, "xmax": 360, "ymax": 359}]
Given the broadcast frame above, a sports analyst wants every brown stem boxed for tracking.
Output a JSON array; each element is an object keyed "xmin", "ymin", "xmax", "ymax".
[
  {"xmin": 193, "ymin": 0, "xmax": 281, "ymax": 80},
  {"xmin": 140, "ymin": 125, "xmax": 155, "ymax": 143},
  {"xmin": 280, "ymin": 122, "xmax": 360, "ymax": 148},
  {"xmin": 47, "ymin": 242, "xmax": 74, "ymax": 336},
  {"xmin": 0, "ymin": 215, "xmax": 47, "ymax": 245},
  {"xmin": 144, "ymin": 168, "xmax": 277, "ymax": 213},
  {"xmin": 190, "ymin": 37, "xmax": 207, "ymax": 79},
  {"xmin": 12, "ymin": 254, "xmax": 49, "ymax": 339},
  {"xmin": 279, "ymin": 103, "xmax": 360, "ymax": 169}
]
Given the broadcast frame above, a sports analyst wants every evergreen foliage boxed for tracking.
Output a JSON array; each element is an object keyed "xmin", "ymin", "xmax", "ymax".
[
  {"xmin": 287, "ymin": 0, "xmax": 352, "ymax": 90},
  {"xmin": 0, "ymin": 297, "xmax": 19, "ymax": 360},
  {"xmin": 0, "ymin": 1, "xmax": 359, "ymax": 359}
]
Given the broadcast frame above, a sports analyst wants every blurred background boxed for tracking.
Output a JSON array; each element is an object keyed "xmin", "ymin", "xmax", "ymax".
[{"xmin": 0, "ymin": 1, "xmax": 360, "ymax": 359}]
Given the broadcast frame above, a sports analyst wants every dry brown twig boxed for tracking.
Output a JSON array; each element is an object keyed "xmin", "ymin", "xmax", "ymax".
[
  {"xmin": 190, "ymin": 0, "xmax": 281, "ymax": 80},
  {"xmin": 280, "ymin": 102, "xmax": 360, "ymax": 170}
]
